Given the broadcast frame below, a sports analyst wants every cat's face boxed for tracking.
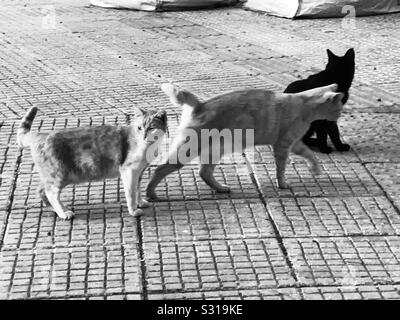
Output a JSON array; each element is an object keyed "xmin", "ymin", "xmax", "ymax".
[
  {"xmin": 302, "ymin": 84, "xmax": 344, "ymax": 121},
  {"xmin": 133, "ymin": 107, "xmax": 168, "ymax": 144},
  {"xmin": 325, "ymin": 48, "xmax": 355, "ymax": 77}
]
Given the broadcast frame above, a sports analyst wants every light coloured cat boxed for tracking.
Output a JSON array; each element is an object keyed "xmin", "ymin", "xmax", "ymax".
[
  {"xmin": 146, "ymin": 83, "xmax": 344, "ymax": 200},
  {"xmin": 17, "ymin": 107, "xmax": 167, "ymax": 220}
]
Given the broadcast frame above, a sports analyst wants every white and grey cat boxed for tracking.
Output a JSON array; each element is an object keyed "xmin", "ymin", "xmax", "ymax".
[
  {"xmin": 146, "ymin": 83, "xmax": 344, "ymax": 200},
  {"xmin": 17, "ymin": 107, "xmax": 167, "ymax": 220}
]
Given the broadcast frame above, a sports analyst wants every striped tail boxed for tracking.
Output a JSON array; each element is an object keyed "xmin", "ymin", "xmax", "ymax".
[
  {"xmin": 17, "ymin": 107, "xmax": 38, "ymax": 148},
  {"xmin": 161, "ymin": 83, "xmax": 201, "ymax": 109}
]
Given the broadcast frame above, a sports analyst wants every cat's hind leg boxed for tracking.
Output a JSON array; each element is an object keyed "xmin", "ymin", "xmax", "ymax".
[
  {"xmin": 146, "ymin": 134, "xmax": 198, "ymax": 200},
  {"xmin": 146, "ymin": 162, "xmax": 184, "ymax": 201},
  {"xmin": 198, "ymin": 142, "xmax": 230, "ymax": 193},
  {"xmin": 199, "ymin": 164, "xmax": 230, "ymax": 193},
  {"xmin": 44, "ymin": 186, "xmax": 74, "ymax": 220},
  {"xmin": 37, "ymin": 183, "xmax": 50, "ymax": 207},
  {"xmin": 292, "ymin": 141, "xmax": 321, "ymax": 176},
  {"xmin": 273, "ymin": 144, "xmax": 291, "ymax": 189}
]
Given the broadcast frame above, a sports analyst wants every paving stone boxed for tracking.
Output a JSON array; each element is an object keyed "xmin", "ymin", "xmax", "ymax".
[
  {"xmin": 284, "ymin": 236, "xmax": 400, "ymax": 287},
  {"xmin": 142, "ymin": 199, "xmax": 275, "ymax": 242},
  {"xmin": 300, "ymin": 284, "xmax": 400, "ymax": 300},
  {"xmin": 2, "ymin": 202, "xmax": 138, "ymax": 250},
  {"xmin": 0, "ymin": 244, "xmax": 141, "ymax": 299},
  {"xmin": 121, "ymin": 15, "xmax": 197, "ymax": 29},
  {"xmin": 144, "ymin": 238, "xmax": 295, "ymax": 294},
  {"xmin": 148, "ymin": 287, "xmax": 301, "ymax": 300},
  {"xmin": 174, "ymin": 74, "xmax": 281, "ymax": 100},
  {"xmin": 127, "ymin": 50, "xmax": 214, "ymax": 68},
  {"xmin": 249, "ymin": 144, "xmax": 360, "ymax": 165},
  {"xmin": 267, "ymin": 197, "xmax": 400, "ymax": 237},
  {"xmin": 340, "ymin": 113, "xmax": 400, "ymax": 163},
  {"xmin": 366, "ymin": 163, "xmax": 400, "ymax": 210},
  {"xmin": 0, "ymin": 121, "xmax": 19, "ymax": 209},
  {"xmin": 142, "ymin": 61, "xmax": 253, "ymax": 83},
  {"xmin": 145, "ymin": 164, "xmax": 259, "ymax": 201},
  {"xmin": 252, "ymin": 162, "xmax": 382, "ymax": 199}
]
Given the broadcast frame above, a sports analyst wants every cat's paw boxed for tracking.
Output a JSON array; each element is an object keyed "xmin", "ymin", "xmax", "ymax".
[
  {"xmin": 215, "ymin": 184, "xmax": 231, "ymax": 193},
  {"xmin": 319, "ymin": 146, "xmax": 333, "ymax": 154},
  {"xmin": 336, "ymin": 144, "xmax": 350, "ymax": 152},
  {"xmin": 59, "ymin": 210, "xmax": 75, "ymax": 221},
  {"xmin": 278, "ymin": 181, "xmax": 290, "ymax": 189},
  {"xmin": 311, "ymin": 164, "xmax": 322, "ymax": 176},
  {"xmin": 131, "ymin": 208, "xmax": 144, "ymax": 217},
  {"xmin": 145, "ymin": 190, "xmax": 158, "ymax": 202},
  {"xmin": 138, "ymin": 199, "xmax": 150, "ymax": 208}
]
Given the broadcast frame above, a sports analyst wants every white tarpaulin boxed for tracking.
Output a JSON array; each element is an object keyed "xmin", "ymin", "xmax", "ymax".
[
  {"xmin": 90, "ymin": 0, "xmax": 238, "ymax": 11},
  {"xmin": 244, "ymin": 0, "xmax": 400, "ymax": 18}
]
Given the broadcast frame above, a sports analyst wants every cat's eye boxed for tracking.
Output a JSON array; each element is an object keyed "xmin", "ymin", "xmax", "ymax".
[{"xmin": 138, "ymin": 126, "xmax": 142, "ymax": 131}]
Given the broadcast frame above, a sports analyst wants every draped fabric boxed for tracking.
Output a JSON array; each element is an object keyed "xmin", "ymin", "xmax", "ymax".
[
  {"xmin": 90, "ymin": 0, "xmax": 238, "ymax": 11},
  {"xmin": 244, "ymin": 0, "xmax": 400, "ymax": 18}
]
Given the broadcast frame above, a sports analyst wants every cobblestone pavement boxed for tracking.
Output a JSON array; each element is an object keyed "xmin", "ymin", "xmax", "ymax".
[{"xmin": 0, "ymin": 0, "xmax": 400, "ymax": 300}]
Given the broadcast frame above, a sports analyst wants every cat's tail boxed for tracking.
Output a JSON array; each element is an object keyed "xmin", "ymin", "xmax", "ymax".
[
  {"xmin": 17, "ymin": 106, "xmax": 38, "ymax": 148},
  {"xmin": 161, "ymin": 83, "xmax": 202, "ymax": 109}
]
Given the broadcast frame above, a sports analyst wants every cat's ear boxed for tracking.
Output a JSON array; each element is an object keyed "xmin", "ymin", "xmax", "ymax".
[
  {"xmin": 327, "ymin": 49, "xmax": 336, "ymax": 60},
  {"xmin": 327, "ymin": 83, "xmax": 338, "ymax": 92},
  {"xmin": 132, "ymin": 106, "xmax": 146, "ymax": 117},
  {"xmin": 156, "ymin": 110, "xmax": 167, "ymax": 123},
  {"xmin": 327, "ymin": 92, "xmax": 344, "ymax": 104},
  {"xmin": 345, "ymin": 48, "xmax": 355, "ymax": 59}
]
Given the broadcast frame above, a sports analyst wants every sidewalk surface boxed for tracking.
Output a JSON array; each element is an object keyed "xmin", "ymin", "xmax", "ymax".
[{"xmin": 0, "ymin": 0, "xmax": 400, "ymax": 300}]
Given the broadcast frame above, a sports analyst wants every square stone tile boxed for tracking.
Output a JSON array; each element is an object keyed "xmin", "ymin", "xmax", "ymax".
[
  {"xmin": 366, "ymin": 163, "xmax": 400, "ymax": 210},
  {"xmin": 252, "ymin": 162, "xmax": 382, "ymax": 199},
  {"xmin": 144, "ymin": 238, "xmax": 295, "ymax": 294},
  {"xmin": 3, "ymin": 202, "xmax": 138, "ymax": 250},
  {"xmin": 248, "ymin": 143, "xmax": 360, "ymax": 165},
  {"xmin": 267, "ymin": 197, "xmax": 400, "ymax": 237},
  {"xmin": 340, "ymin": 113, "xmax": 400, "ymax": 163},
  {"xmin": 300, "ymin": 284, "xmax": 400, "ymax": 300},
  {"xmin": 0, "ymin": 121, "xmax": 19, "ymax": 210},
  {"xmin": 148, "ymin": 287, "xmax": 301, "ymax": 300},
  {"xmin": 284, "ymin": 236, "xmax": 400, "ymax": 287},
  {"xmin": 142, "ymin": 199, "xmax": 275, "ymax": 242},
  {"xmin": 0, "ymin": 244, "xmax": 141, "ymax": 299},
  {"xmin": 145, "ymin": 164, "xmax": 259, "ymax": 201}
]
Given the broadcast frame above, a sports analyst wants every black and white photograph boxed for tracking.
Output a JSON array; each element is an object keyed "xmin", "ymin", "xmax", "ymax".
[{"xmin": 0, "ymin": 0, "xmax": 400, "ymax": 304}]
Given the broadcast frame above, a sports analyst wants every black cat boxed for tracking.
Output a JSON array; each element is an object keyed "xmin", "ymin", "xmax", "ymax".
[{"xmin": 284, "ymin": 48, "xmax": 355, "ymax": 154}]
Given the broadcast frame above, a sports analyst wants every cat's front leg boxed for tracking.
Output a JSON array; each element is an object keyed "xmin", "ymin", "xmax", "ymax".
[
  {"xmin": 327, "ymin": 121, "xmax": 350, "ymax": 152},
  {"xmin": 137, "ymin": 168, "xmax": 150, "ymax": 208},
  {"xmin": 44, "ymin": 186, "xmax": 74, "ymax": 220},
  {"xmin": 292, "ymin": 141, "xmax": 321, "ymax": 176},
  {"xmin": 273, "ymin": 145, "xmax": 290, "ymax": 189},
  {"xmin": 120, "ymin": 168, "xmax": 143, "ymax": 217},
  {"xmin": 315, "ymin": 125, "xmax": 332, "ymax": 154}
]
